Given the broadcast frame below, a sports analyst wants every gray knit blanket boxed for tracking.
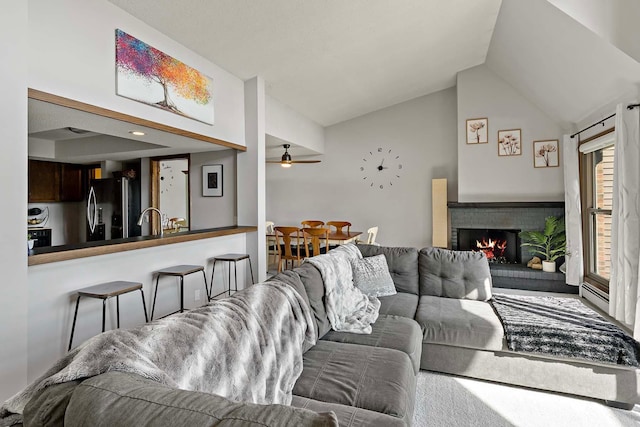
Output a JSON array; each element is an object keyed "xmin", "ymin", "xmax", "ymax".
[
  {"xmin": 491, "ymin": 293, "xmax": 640, "ymax": 367},
  {"xmin": 307, "ymin": 244, "xmax": 380, "ymax": 334},
  {"xmin": 0, "ymin": 281, "xmax": 316, "ymax": 425}
]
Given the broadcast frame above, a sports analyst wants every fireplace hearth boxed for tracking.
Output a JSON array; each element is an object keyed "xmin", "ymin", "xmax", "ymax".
[{"xmin": 457, "ymin": 228, "xmax": 521, "ymax": 264}]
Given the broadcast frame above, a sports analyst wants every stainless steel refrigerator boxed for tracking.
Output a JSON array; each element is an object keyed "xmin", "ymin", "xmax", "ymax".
[{"xmin": 86, "ymin": 177, "xmax": 141, "ymax": 241}]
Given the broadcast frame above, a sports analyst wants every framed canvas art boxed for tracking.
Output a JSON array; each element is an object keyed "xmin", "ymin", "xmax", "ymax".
[
  {"xmin": 202, "ymin": 165, "xmax": 223, "ymax": 197},
  {"xmin": 533, "ymin": 140, "xmax": 560, "ymax": 168},
  {"xmin": 498, "ymin": 129, "xmax": 522, "ymax": 156},
  {"xmin": 466, "ymin": 118, "xmax": 488, "ymax": 144},
  {"xmin": 115, "ymin": 29, "xmax": 214, "ymax": 125}
]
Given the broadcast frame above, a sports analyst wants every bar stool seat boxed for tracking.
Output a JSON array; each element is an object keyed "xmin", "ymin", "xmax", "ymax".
[
  {"xmin": 69, "ymin": 281, "xmax": 148, "ymax": 351},
  {"xmin": 209, "ymin": 254, "xmax": 255, "ymax": 300},
  {"xmin": 151, "ymin": 265, "xmax": 208, "ymax": 320}
]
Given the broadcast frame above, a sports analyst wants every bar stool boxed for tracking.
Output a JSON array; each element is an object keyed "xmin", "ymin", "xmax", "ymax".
[
  {"xmin": 209, "ymin": 254, "xmax": 255, "ymax": 299},
  {"xmin": 68, "ymin": 281, "xmax": 148, "ymax": 351},
  {"xmin": 151, "ymin": 265, "xmax": 208, "ymax": 320}
]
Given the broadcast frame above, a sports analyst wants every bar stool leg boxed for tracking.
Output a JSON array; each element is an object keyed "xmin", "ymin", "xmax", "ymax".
[
  {"xmin": 209, "ymin": 260, "xmax": 217, "ymax": 301},
  {"xmin": 69, "ymin": 295, "xmax": 82, "ymax": 351},
  {"xmin": 248, "ymin": 258, "xmax": 255, "ymax": 285},
  {"xmin": 140, "ymin": 289, "xmax": 149, "ymax": 322},
  {"xmin": 101, "ymin": 299, "xmax": 107, "ymax": 333},
  {"xmin": 228, "ymin": 263, "xmax": 232, "ymax": 296},
  {"xmin": 179, "ymin": 276, "xmax": 185, "ymax": 313},
  {"xmin": 201, "ymin": 270, "xmax": 209, "ymax": 301},
  {"xmin": 151, "ymin": 275, "xmax": 160, "ymax": 320},
  {"xmin": 234, "ymin": 261, "xmax": 238, "ymax": 294},
  {"xmin": 116, "ymin": 295, "xmax": 120, "ymax": 329}
]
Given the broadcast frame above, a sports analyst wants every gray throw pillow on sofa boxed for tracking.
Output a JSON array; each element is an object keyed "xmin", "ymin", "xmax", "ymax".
[
  {"xmin": 351, "ymin": 255, "xmax": 397, "ymax": 297},
  {"xmin": 419, "ymin": 247, "xmax": 492, "ymax": 301}
]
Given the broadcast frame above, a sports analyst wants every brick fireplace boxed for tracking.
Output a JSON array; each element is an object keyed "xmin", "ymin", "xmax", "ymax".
[{"xmin": 448, "ymin": 201, "xmax": 576, "ymax": 293}]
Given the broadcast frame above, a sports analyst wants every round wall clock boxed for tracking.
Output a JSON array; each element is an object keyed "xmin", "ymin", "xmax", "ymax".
[{"xmin": 360, "ymin": 147, "xmax": 402, "ymax": 189}]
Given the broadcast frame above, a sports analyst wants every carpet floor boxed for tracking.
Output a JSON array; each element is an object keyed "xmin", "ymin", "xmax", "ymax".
[{"xmin": 412, "ymin": 371, "xmax": 640, "ymax": 427}]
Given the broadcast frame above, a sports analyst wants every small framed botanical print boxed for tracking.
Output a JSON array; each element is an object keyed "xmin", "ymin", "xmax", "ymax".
[
  {"xmin": 533, "ymin": 140, "xmax": 560, "ymax": 168},
  {"xmin": 466, "ymin": 118, "xmax": 488, "ymax": 144},
  {"xmin": 498, "ymin": 129, "xmax": 522, "ymax": 156}
]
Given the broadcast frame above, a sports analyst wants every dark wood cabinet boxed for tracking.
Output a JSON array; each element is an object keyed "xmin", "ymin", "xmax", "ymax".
[{"xmin": 28, "ymin": 160, "xmax": 84, "ymax": 203}]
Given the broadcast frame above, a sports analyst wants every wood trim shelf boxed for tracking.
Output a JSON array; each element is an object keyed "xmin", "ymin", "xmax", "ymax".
[
  {"xmin": 28, "ymin": 226, "xmax": 257, "ymax": 266},
  {"xmin": 28, "ymin": 88, "xmax": 246, "ymax": 152},
  {"xmin": 448, "ymin": 201, "xmax": 565, "ymax": 209}
]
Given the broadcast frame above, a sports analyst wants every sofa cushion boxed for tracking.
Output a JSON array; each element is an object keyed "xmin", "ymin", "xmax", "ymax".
[
  {"xmin": 378, "ymin": 292, "xmax": 419, "ymax": 318},
  {"xmin": 321, "ymin": 315, "xmax": 422, "ymax": 373},
  {"xmin": 419, "ymin": 247, "xmax": 493, "ymax": 301},
  {"xmin": 22, "ymin": 380, "xmax": 82, "ymax": 427},
  {"xmin": 292, "ymin": 262, "xmax": 333, "ymax": 339},
  {"xmin": 350, "ymin": 254, "xmax": 397, "ymax": 297},
  {"xmin": 357, "ymin": 245, "xmax": 419, "ymax": 295},
  {"xmin": 293, "ymin": 340, "xmax": 416, "ymax": 425},
  {"xmin": 416, "ymin": 295, "xmax": 505, "ymax": 351},
  {"xmin": 292, "ymin": 396, "xmax": 406, "ymax": 427},
  {"xmin": 63, "ymin": 372, "xmax": 338, "ymax": 427}
]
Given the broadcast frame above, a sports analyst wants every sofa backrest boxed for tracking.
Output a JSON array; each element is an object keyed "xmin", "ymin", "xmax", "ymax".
[
  {"xmin": 357, "ymin": 245, "xmax": 419, "ymax": 295},
  {"xmin": 418, "ymin": 247, "xmax": 492, "ymax": 301}
]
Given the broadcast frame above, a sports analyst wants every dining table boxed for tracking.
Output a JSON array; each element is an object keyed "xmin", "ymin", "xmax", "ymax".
[{"xmin": 267, "ymin": 230, "xmax": 362, "ymax": 246}]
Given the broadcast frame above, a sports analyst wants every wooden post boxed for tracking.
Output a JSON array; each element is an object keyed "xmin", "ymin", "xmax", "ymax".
[{"xmin": 432, "ymin": 179, "xmax": 449, "ymax": 248}]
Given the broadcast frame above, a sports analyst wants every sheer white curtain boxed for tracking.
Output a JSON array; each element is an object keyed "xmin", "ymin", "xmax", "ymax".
[
  {"xmin": 609, "ymin": 103, "xmax": 640, "ymax": 339},
  {"xmin": 562, "ymin": 135, "xmax": 583, "ymax": 286}
]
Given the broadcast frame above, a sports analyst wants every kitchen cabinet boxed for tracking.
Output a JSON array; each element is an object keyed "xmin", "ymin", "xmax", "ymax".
[{"xmin": 28, "ymin": 160, "xmax": 84, "ymax": 203}]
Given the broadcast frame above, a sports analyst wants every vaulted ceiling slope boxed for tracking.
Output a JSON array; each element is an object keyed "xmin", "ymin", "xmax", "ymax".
[
  {"xmin": 486, "ymin": 0, "xmax": 640, "ymax": 128},
  {"xmin": 108, "ymin": 0, "xmax": 502, "ymax": 127}
]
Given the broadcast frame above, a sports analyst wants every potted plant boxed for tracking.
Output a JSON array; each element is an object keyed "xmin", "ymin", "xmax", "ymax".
[
  {"xmin": 519, "ymin": 216, "xmax": 566, "ymax": 272},
  {"xmin": 28, "ymin": 232, "xmax": 36, "ymax": 252}
]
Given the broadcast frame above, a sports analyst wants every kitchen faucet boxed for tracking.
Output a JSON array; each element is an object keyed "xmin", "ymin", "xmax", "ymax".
[{"xmin": 137, "ymin": 207, "xmax": 164, "ymax": 237}]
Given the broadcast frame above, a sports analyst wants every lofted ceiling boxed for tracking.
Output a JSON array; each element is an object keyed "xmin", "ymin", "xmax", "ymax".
[
  {"xmin": 108, "ymin": 0, "xmax": 502, "ymax": 127},
  {"xmin": 107, "ymin": 0, "xmax": 640, "ymax": 137}
]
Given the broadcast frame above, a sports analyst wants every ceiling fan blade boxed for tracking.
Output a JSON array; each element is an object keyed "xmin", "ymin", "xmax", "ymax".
[{"xmin": 290, "ymin": 160, "xmax": 321, "ymax": 163}]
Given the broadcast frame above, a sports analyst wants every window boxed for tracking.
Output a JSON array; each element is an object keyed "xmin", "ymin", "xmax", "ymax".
[{"xmin": 580, "ymin": 129, "xmax": 615, "ymax": 292}]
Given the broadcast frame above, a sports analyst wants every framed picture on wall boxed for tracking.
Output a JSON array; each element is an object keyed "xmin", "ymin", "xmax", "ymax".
[
  {"xmin": 202, "ymin": 164, "xmax": 223, "ymax": 196},
  {"xmin": 498, "ymin": 129, "xmax": 522, "ymax": 156},
  {"xmin": 466, "ymin": 118, "xmax": 488, "ymax": 144},
  {"xmin": 533, "ymin": 140, "xmax": 560, "ymax": 168}
]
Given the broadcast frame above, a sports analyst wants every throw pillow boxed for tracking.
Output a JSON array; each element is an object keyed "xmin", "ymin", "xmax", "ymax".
[{"xmin": 351, "ymin": 254, "xmax": 397, "ymax": 297}]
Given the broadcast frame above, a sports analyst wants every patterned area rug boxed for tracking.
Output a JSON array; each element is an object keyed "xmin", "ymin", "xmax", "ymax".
[{"xmin": 491, "ymin": 293, "xmax": 640, "ymax": 367}]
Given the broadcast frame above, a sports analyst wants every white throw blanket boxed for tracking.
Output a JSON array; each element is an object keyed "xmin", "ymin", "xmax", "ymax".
[
  {"xmin": 307, "ymin": 244, "xmax": 380, "ymax": 334},
  {"xmin": 0, "ymin": 281, "xmax": 315, "ymax": 424}
]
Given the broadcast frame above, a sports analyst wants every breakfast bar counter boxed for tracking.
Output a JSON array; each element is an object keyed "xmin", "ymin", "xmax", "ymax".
[{"xmin": 28, "ymin": 225, "xmax": 257, "ymax": 266}]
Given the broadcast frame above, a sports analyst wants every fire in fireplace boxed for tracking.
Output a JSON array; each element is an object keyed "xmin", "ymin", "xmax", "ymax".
[{"xmin": 457, "ymin": 228, "xmax": 521, "ymax": 264}]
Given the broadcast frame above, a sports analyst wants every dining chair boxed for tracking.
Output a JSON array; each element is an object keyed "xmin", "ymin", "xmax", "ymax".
[
  {"xmin": 366, "ymin": 226, "xmax": 380, "ymax": 245},
  {"xmin": 302, "ymin": 227, "xmax": 330, "ymax": 258},
  {"xmin": 326, "ymin": 221, "xmax": 351, "ymax": 234},
  {"xmin": 301, "ymin": 220, "xmax": 325, "ymax": 228},
  {"xmin": 274, "ymin": 226, "xmax": 303, "ymax": 273},
  {"xmin": 266, "ymin": 221, "xmax": 277, "ymax": 268}
]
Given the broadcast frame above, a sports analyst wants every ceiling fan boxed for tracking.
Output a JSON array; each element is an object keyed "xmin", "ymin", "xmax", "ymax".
[{"xmin": 266, "ymin": 144, "xmax": 321, "ymax": 168}]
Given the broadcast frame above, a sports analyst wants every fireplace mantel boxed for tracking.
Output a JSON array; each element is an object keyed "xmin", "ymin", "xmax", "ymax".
[{"xmin": 448, "ymin": 201, "xmax": 564, "ymax": 209}]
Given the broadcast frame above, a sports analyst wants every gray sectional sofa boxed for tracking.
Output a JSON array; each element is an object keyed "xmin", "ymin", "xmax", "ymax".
[{"xmin": 12, "ymin": 244, "xmax": 640, "ymax": 426}]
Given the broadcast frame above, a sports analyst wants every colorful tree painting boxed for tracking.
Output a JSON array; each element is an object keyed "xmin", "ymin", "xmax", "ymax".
[{"xmin": 115, "ymin": 29, "xmax": 214, "ymax": 124}]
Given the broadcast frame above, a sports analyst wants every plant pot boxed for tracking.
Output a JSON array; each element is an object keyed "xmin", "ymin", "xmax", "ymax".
[{"xmin": 542, "ymin": 260, "xmax": 556, "ymax": 273}]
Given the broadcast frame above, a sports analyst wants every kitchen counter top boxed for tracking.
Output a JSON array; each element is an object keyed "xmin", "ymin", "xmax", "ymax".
[{"xmin": 28, "ymin": 225, "xmax": 257, "ymax": 266}]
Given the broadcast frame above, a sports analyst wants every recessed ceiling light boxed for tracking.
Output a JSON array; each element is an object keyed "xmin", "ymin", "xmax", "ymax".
[{"xmin": 129, "ymin": 130, "xmax": 145, "ymax": 136}]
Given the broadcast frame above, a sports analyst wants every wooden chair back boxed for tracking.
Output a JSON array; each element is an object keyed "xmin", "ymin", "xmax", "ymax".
[
  {"xmin": 366, "ymin": 226, "xmax": 379, "ymax": 244},
  {"xmin": 302, "ymin": 227, "xmax": 330, "ymax": 258},
  {"xmin": 326, "ymin": 221, "xmax": 351, "ymax": 234},
  {"xmin": 274, "ymin": 226, "xmax": 302, "ymax": 272},
  {"xmin": 301, "ymin": 220, "xmax": 325, "ymax": 228}
]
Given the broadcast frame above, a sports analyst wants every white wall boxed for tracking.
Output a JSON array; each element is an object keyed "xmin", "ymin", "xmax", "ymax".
[
  {"xmin": 29, "ymin": 0, "xmax": 245, "ymax": 146},
  {"xmin": 27, "ymin": 235, "xmax": 247, "ymax": 382},
  {"xmin": 159, "ymin": 158, "xmax": 189, "ymax": 223},
  {"xmin": 0, "ymin": 2, "xmax": 28, "ymax": 402},
  {"xmin": 266, "ymin": 88, "xmax": 458, "ymax": 249},
  {"xmin": 190, "ymin": 150, "xmax": 237, "ymax": 229},
  {"xmin": 457, "ymin": 65, "xmax": 565, "ymax": 202},
  {"xmin": 266, "ymin": 95, "xmax": 325, "ymax": 155},
  {"xmin": 17, "ymin": 0, "xmax": 254, "ymax": 392}
]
